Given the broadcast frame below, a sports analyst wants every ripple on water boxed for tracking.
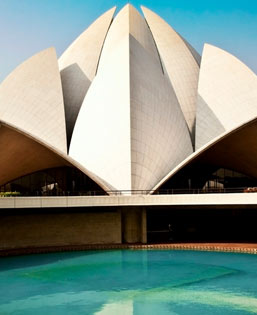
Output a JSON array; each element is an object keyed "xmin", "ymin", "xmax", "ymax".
[{"xmin": 0, "ymin": 250, "xmax": 257, "ymax": 314}]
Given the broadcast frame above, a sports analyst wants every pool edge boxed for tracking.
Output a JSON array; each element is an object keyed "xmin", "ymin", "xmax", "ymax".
[{"xmin": 1, "ymin": 243, "xmax": 257, "ymax": 257}]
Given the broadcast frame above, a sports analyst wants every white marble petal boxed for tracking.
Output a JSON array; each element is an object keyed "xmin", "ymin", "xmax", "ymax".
[
  {"xmin": 70, "ymin": 5, "xmax": 193, "ymax": 192},
  {"xmin": 195, "ymin": 44, "xmax": 257, "ymax": 149},
  {"xmin": 59, "ymin": 7, "xmax": 116, "ymax": 146},
  {"xmin": 0, "ymin": 47, "xmax": 67, "ymax": 153},
  {"xmin": 142, "ymin": 6, "xmax": 200, "ymax": 141}
]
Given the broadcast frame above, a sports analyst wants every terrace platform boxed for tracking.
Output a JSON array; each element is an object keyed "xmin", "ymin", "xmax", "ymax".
[
  {"xmin": 0, "ymin": 192, "xmax": 257, "ymax": 209},
  {"xmin": 1, "ymin": 193, "xmax": 257, "ymax": 254}
]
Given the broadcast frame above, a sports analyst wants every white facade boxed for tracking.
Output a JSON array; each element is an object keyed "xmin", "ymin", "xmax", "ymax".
[
  {"xmin": 1, "ymin": 4, "xmax": 257, "ymax": 194},
  {"xmin": 69, "ymin": 5, "xmax": 193, "ymax": 191},
  {"xmin": 70, "ymin": 6, "xmax": 132, "ymax": 191},
  {"xmin": 142, "ymin": 6, "xmax": 200, "ymax": 141},
  {"xmin": 0, "ymin": 48, "xmax": 67, "ymax": 153},
  {"xmin": 59, "ymin": 7, "xmax": 116, "ymax": 145},
  {"xmin": 195, "ymin": 44, "xmax": 257, "ymax": 150}
]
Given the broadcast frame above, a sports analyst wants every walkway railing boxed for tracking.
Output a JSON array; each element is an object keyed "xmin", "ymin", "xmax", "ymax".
[{"xmin": 1, "ymin": 187, "xmax": 257, "ymax": 197}]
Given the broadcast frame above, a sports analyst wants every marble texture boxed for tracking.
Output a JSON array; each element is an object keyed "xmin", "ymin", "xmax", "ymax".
[
  {"xmin": 142, "ymin": 6, "xmax": 200, "ymax": 142},
  {"xmin": 0, "ymin": 48, "xmax": 67, "ymax": 153},
  {"xmin": 59, "ymin": 7, "xmax": 116, "ymax": 147},
  {"xmin": 195, "ymin": 44, "xmax": 257, "ymax": 150},
  {"xmin": 1, "ymin": 4, "xmax": 257, "ymax": 195},
  {"xmin": 70, "ymin": 5, "xmax": 193, "ymax": 191}
]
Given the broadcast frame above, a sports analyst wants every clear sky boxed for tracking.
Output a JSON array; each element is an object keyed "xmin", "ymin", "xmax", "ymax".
[{"xmin": 0, "ymin": 0, "xmax": 256, "ymax": 82}]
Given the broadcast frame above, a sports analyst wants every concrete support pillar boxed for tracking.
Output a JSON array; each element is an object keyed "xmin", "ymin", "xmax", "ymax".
[
  {"xmin": 141, "ymin": 208, "xmax": 147, "ymax": 244},
  {"xmin": 122, "ymin": 207, "xmax": 147, "ymax": 244}
]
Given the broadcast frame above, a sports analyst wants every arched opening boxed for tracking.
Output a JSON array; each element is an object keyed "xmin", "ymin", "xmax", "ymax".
[
  {"xmin": 154, "ymin": 163, "xmax": 257, "ymax": 194},
  {"xmin": 0, "ymin": 167, "xmax": 106, "ymax": 196}
]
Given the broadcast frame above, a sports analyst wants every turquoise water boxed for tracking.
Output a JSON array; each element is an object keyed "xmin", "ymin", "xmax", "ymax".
[{"xmin": 1, "ymin": 250, "xmax": 257, "ymax": 314}]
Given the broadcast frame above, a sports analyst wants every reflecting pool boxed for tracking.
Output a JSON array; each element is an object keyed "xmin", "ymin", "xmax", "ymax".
[{"xmin": 1, "ymin": 250, "xmax": 257, "ymax": 314}]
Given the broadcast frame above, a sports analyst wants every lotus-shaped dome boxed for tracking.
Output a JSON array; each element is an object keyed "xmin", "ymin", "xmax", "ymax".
[{"xmin": 0, "ymin": 4, "xmax": 257, "ymax": 194}]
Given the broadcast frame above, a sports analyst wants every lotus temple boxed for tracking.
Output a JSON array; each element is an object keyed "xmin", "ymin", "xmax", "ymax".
[{"xmin": 1, "ymin": 4, "xmax": 257, "ymax": 251}]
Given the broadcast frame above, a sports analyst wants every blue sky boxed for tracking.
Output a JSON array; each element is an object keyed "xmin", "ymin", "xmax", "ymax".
[{"xmin": 0, "ymin": 0, "xmax": 256, "ymax": 82}]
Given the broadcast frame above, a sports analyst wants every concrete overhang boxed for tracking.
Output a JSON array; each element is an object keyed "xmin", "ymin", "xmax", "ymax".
[{"xmin": 0, "ymin": 193, "xmax": 257, "ymax": 209}]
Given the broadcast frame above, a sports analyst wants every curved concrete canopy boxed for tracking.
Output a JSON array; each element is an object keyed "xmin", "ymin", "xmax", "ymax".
[
  {"xmin": 70, "ymin": 4, "xmax": 193, "ymax": 191},
  {"xmin": 59, "ymin": 7, "xmax": 116, "ymax": 147},
  {"xmin": 195, "ymin": 44, "xmax": 257, "ymax": 150},
  {"xmin": 142, "ymin": 6, "xmax": 200, "ymax": 141},
  {"xmin": 0, "ymin": 48, "xmax": 67, "ymax": 154},
  {"xmin": 152, "ymin": 117, "xmax": 257, "ymax": 192},
  {"xmin": 195, "ymin": 118, "xmax": 257, "ymax": 179},
  {"xmin": 0, "ymin": 123, "xmax": 68, "ymax": 186},
  {"xmin": 0, "ymin": 121, "xmax": 113, "ymax": 192},
  {"xmin": 153, "ymin": 44, "xmax": 257, "ymax": 191}
]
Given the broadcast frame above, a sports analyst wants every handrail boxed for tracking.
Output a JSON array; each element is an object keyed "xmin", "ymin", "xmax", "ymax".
[{"xmin": 1, "ymin": 187, "xmax": 257, "ymax": 197}]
